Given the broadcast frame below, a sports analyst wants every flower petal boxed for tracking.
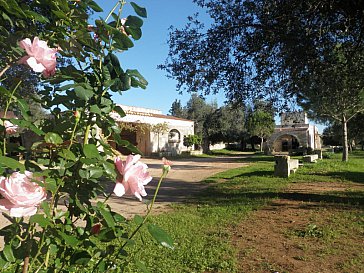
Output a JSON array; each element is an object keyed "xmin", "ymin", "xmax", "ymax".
[{"xmin": 113, "ymin": 182, "xmax": 125, "ymax": 197}]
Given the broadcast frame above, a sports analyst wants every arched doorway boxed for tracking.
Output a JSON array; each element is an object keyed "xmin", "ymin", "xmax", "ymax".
[{"xmin": 273, "ymin": 134, "xmax": 300, "ymax": 152}]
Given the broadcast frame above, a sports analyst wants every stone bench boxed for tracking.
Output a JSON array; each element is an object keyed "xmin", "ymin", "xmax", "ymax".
[
  {"xmin": 274, "ymin": 155, "xmax": 299, "ymax": 178},
  {"xmin": 303, "ymin": 154, "xmax": 319, "ymax": 163}
]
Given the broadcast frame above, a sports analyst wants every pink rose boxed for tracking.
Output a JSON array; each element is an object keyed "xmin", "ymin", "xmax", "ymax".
[
  {"xmin": 0, "ymin": 171, "xmax": 47, "ymax": 217},
  {"xmin": 4, "ymin": 120, "xmax": 18, "ymax": 135},
  {"xmin": 114, "ymin": 154, "xmax": 152, "ymax": 201},
  {"xmin": 18, "ymin": 37, "xmax": 57, "ymax": 78}
]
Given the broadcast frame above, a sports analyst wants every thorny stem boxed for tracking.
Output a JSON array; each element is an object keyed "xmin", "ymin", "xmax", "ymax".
[
  {"xmin": 93, "ymin": 169, "xmax": 169, "ymax": 272},
  {"xmin": 122, "ymin": 169, "xmax": 168, "ymax": 247},
  {"xmin": 0, "ymin": 64, "xmax": 11, "ymax": 78},
  {"xmin": 22, "ymin": 223, "xmax": 37, "ymax": 273},
  {"xmin": 2, "ymin": 80, "xmax": 22, "ymax": 155},
  {"xmin": 83, "ymin": 124, "xmax": 91, "ymax": 145},
  {"xmin": 105, "ymin": 0, "xmax": 122, "ymax": 22}
]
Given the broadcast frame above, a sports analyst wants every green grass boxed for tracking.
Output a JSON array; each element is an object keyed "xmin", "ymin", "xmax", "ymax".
[{"xmin": 124, "ymin": 151, "xmax": 364, "ymax": 273}]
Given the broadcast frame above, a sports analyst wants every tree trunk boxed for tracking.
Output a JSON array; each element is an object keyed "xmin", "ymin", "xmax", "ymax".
[
  {"xmin": 202, "ymin": 137, "xmax": 210, "ymax": 153},
  {"xmin": 241, "ymin": 139, "xmax": 247, "ymax": 151},
  {"xmin": 341, "ymin": 116, "xmax": 349, "ymax": 162},
  {"xmin": 260, "ymin": 137, "xmax": 264, "ymax": 152}
]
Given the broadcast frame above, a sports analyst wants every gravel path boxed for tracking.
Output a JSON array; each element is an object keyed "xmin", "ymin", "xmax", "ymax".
[
  {"xmin": 0, "ymin": 156, "xmax": 248, "ymax": 229},
  {"xmin": 107, "ymin": 156, "xmax": 248, "ymax": 218}
]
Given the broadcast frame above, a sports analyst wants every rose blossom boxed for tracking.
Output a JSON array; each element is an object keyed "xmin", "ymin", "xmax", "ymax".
[
  {"xmin": 0, "ymin": 171, "xmax": 47, "ymax": 217},
  {"xmin": 4, "ymin": 120, "xmax": 19, "ymax": 135},
  {"xmin": 114, "ymin": 154, "xmax": 152, "ymax": 201},
  {"xmin": 18, "ymin": 37, "xmax": 57, "ymax": 77}
]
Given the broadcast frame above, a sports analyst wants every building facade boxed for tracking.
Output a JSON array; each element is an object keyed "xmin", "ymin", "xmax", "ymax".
[
  {"xmin": 266, "ymin": 112, "xmax": 321, "ymax": 154},
  {"xmin": 110, "ymin": 105, "xmax": 194, "ymax": 156}
]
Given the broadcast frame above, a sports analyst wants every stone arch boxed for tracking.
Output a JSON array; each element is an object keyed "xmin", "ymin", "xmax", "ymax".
[{"xmin": 272, "ymin": 133, "xmax": 301, "ymax": 152}]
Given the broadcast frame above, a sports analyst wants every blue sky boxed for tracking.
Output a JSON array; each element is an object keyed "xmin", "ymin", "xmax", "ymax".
[{"xmin": 94, "ymin": 0, "xmax": 222, "ymax": 114}]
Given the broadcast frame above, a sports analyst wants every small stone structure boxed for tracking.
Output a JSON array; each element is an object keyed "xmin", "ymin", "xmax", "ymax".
[
  {"xmin": 303, "ymin": 154, "xmax": 319, "ymax": 163},
  {"xmin": 314, "ymin": 149, "xmax": 323, "ymax": 159},
  {"xmin": 267, "ymin": 112, "xmax": 321, "ymax": 154},
  {"xmin": 274, "ymin": 155, "xmax": 299, "ymax": 178}
]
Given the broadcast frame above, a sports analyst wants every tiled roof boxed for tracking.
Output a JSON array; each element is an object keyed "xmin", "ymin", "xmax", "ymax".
[{"xmin": 122, "ymin": 109, "xmax": 193, "ymax": 122}]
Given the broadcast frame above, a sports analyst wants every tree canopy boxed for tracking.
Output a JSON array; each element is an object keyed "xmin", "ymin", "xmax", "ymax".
[{"xmin": 161, "ymin": 0, "xmax": 364, "ymax": 160}]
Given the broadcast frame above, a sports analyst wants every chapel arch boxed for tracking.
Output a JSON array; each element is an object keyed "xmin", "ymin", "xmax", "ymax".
[{"xmin": 273, "ymin": 134, "xmax": 300, "ymax": 152}]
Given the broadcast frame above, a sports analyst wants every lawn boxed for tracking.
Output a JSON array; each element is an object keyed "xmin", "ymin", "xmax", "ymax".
[{"xmin": 124, "ymin": 151, "xmax": 364, "ymax": 273}]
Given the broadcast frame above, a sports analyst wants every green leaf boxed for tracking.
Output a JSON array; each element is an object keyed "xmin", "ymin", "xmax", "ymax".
[
  {"xmin": 1, "ymin": 12, "xmax": 13, "ymax": 27},
  {"xmin": 90, "ymin": 105, "xmax": 102, "ymax": 115},
  {"xmin": 44, "ymin": 178, "xmax": 57, "ymax": 193},
  {"xmin": 29, "ymin": 214, "xmax": 50, "ymax": 228},
  {"xmin": 0, "ymin": 156, "xmax": 25, "ymax": 172},
  {"xmin": 111, "ymin": 211, "xmax": 125, "ymax": 223},
  {"xmin": 44, "ymin": 132, "xmax": 63, "ymax": 145},
  {"xmin": 99, "ymin": 207, "xmax": 115, "ymax": 228},
  {"xmin": 10, "ymin": 119, "xmax": 44, "ymax": 136},
  {"xmin": 83, "ymin": 144, "xmax": 100, "ymax": 159},
  {"xmin": 16, "ymin": 98, "xmax": 30, "ymax": 120},
  {"xmin": 89, "ymin": 167, "xmax": 103, "ymax": 179},
  {"xmin": 135, "ymin": 260, "xmax": 151, "ymax": 273},
  {"xmin": 58, "ymin": 231, "xmax": 79, "ymax": 247},
  {"xmin": 127, "ymin": 69, "xmax": 148, "ymax": 89},
  {"xmin": 147, "ymin": 224, "xmax": 174, "ymax": 249},
  {"xmin": 130, "ymin": 2, "xmax": 147, "ymax": 18},
  {"xmin": 118, "ymin": 140, "xmax": 142, "ymax": 154},
  {"xmin": 88, "ymin": 1, "xmax": 103, "ymax": 12},
  {"xmin": 59, "ymin": 149, "xmax": 76, "ymax": 161},
  {"xmin": 75, "ymin": 86, "xmax": 94, "ymax": 101},
  {"xmin": 24, "ymin": 10, "xmax": 50, "ymax": 23},
  {"xmin": 78, "ymin": 169, "xmax": 89, "ymax": 179},
  {"xmin": 2, "ymin": 245, "xmax": 15, "ymax": 262},
  {"xmin": 96, "ymin": 260, "xmax": 106, "ymax": 272},
  {"xmin": 125, "ymin": 15, "xmax": 143, "ymax": 28},
  {"xmin": 102, "ymin": 161, "xmax": 116, "ymax": 179},
  {"xmin": 133, "ymin": 215, "xmax": 144, "ymax": 225},
  {"xmin": 113, "ymin": 105, "xmax": 126, "ymax": 117},
  {"xmin": 126, "ymin": 27, "xmax": 142, "ymax": 40},
  {"xmin": 52, "ymin": 10, "xmax": 68, "ymax": 20},
  {"xmin": 41, "ymin": 201, "xmax": 51, "ymax": 218},
  {"xmin": 113, "ymin": 32, "xmax": 134, "ymax": 50},
  {"xmin": 71, "ymin": 251, "xmax": 91, "ymax": 265}
]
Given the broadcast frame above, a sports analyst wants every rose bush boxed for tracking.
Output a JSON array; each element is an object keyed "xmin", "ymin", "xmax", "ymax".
[{"xmin": 0, "ymin": 1, "xmax": 173, "ymax": 272}]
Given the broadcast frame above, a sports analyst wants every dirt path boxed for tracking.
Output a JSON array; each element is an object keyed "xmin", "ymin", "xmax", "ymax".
[
  {"xmin": 0, "ymin": 156, "xmax": 248, "ymax": 229},
  {"xmin": 233, "ymin": 181, "xmax": 364, "ymax": 273},
  {"xmin": 107, "ymin": 156, "xmax": 248, "ymax": 218}
]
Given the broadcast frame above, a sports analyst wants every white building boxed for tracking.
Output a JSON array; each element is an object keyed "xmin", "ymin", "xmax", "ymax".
[
  {"xmin": 267, "ymin": 112, "xmax": 321, "ymax": 153},
  {"xmin": 110, "ymin": 105, "xmax": 194, "ymax": 156}
]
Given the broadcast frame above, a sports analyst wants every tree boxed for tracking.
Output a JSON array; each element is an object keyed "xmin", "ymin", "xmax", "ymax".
[
  {"xmin": 347, "ymin": 113, "xmax": 364, "ymax": 150},
  {"xmin": 169, "ymin": 99, "xmax": 186, "ymax": 117},
  {"xmin": 160, "ymin": 0, "xmax": 364, "ymax": 161},
  {"xmin": 185, "ymin": 94, "xmax": 217, "ymax": 136},
  {"xmin": 247, "ymin": 110, "xmax": 275, "ymax": 152},
  {"xmin": 204, "ymin": 104, "xmax": 246, "ymax": 145},
  {"xmin": 150, "ymin": 122, "xmax": 169, "ymax": 152},
  {"xmin": 323, "ymin": 113, "xmax": 364, "ymax": 150},
  {"xmin": 183, "ymin": 134, "xmax": 202, "ymax": 150}
]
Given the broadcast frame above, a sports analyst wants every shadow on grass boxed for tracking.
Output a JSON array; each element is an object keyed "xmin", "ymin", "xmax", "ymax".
[
  {"xmin": 197, "ymin": 187, "xmax": 364, "ymax": 207},
  {"xmin": 322, "ymin": 171, "xmax": 364, "ymax": 184}
]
